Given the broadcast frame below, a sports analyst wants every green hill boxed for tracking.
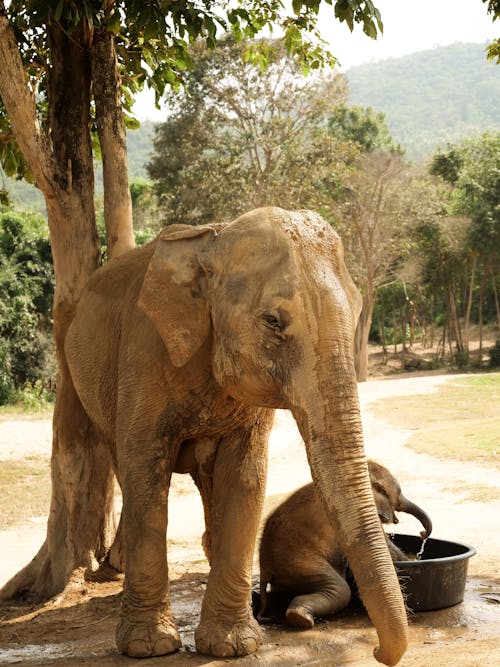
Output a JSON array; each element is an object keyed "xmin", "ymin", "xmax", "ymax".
[{"xmin": 346, "ymin": 42, "xmax": 500, "ymax": 160}]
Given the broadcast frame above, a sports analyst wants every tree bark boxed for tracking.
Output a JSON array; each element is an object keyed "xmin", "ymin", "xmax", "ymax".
[
  {"xmin": 354, "ymin": 286, "xmax": 375, "ymax": 382},
  {"xmin": 478, "ymin": 270, "xmax": 485, "ymax": 362},
  {"xmin": 492, "ymin": 269, "xmax": 500, "ymax": 331},
  {"xmin": 91, "ymin": 25, "xmax": 135, "ymax": 259},
  {"xmin": 463, "ymin": 254, "xmax": 477, "ymax": 353},
  {"xmin": 0, "ymin": 6, "xmax": 55, "ymax": 194},
  {"xmin": 447, "ymin": 287, "xmax": 464, "ymax": 355},
  {"xmin": 0, "ymin": 15, "xmax": 119, "ymax": 600}
]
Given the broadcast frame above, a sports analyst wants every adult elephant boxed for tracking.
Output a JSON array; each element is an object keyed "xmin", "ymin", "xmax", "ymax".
[{"xmin": 65, "ymin": 207, "xmax": 408, "ymax": 666}]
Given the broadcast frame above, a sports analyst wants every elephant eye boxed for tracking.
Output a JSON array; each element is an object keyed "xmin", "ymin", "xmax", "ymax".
[
  {"xmin": 263, "ymin": 313, "xmax": 281, "ymax": 329},
  {"xmin": 260, "ymin": 308, "xmax": 291, "ymax": 335},
  {"xmin": 373, "ymin": 482, "xmax": 389, "ymax": 500}
]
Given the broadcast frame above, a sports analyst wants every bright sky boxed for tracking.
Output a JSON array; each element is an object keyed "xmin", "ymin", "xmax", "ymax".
[
  {"xmin": 133, "ymin": 0, "xmax": 497, "ymax": 120},
  {"xmin": 322, "ymin": 0, "xmax": 496, "ymax": 70}
]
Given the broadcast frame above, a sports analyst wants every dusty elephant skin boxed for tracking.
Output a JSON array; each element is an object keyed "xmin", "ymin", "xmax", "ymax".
[
  {"xmin": 63, "ymin": 207, "xmax": 408, "ymax": 666},
  {"xmin": 258, "ymin": 459, "xmax": 433, "ymax": 629}
]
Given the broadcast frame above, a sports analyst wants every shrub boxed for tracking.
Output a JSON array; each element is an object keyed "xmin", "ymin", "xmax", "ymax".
[
  {"xmin": 0, "ymin": 208, "xmax": 55, "ymax": 405},
  {"xmin": 489, "ymin": 340, "xmax": 500, "ymax": 368}
]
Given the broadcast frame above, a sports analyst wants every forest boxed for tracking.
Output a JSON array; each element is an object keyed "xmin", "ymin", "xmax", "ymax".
[{"xmin": 1, "ymin": 39, "xmax": 499, "ymax": 404}]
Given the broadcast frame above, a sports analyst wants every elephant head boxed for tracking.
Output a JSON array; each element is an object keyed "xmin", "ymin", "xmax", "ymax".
[
  {"xmin": 139, "ymin": 207, "xmax": 408, "ymax": 666},
  {"xmin": 369, "ymin": 460, "xmax": 433, "ymax": 539}
]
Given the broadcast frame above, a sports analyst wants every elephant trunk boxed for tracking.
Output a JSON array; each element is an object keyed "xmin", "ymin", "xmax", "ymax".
[
  {"xmin": 289, "ymin": 353, "xmax": 408, "ymax": 666},
  {"xmin": 398, "ymin": 495, "xmax": 433, "ymax": 539}
]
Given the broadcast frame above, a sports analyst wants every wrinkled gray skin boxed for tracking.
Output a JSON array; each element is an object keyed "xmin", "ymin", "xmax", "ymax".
[
  {"xmin": 258, "ymin": 460, "xmax": 432, "ymax": 629},
  {"xmin": 65, "ymin": 207, "xmax": 408, "ymax": 666}
]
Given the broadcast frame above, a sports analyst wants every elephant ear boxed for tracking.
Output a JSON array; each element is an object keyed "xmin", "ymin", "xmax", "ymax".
[{"xmin": 139, "ymin": 225, "xmax": 217, "ymax": 368}]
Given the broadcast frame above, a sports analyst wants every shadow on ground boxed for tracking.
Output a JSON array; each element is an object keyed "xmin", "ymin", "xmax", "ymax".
[{"xmin": 1, "ymin": 566, "xmax": 499, "ymax": 667}]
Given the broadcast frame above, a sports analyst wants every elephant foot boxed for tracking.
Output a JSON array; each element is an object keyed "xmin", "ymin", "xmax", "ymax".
[
  {"xmin": 116, "ymin": 612, "xmax": 181, "ymax": 657},
  {"xmin": 195, "ymin": 614, "xmax": 262, "ymax": 657},
  {"xmin": 286, "ymin": 605, "xmax": 315, "ymax": 629},
  {"xmin": 85, "ymin": 559, "xmax": 123, "ymax": 583}
]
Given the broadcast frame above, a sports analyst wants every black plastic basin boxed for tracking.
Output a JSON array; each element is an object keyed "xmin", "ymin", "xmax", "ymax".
[{"xmin": 390, "ymin": 533, "xmax": 476, "ymax": 611}]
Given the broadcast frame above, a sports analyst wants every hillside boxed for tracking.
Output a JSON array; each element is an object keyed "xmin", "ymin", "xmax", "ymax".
[{"xmin": 347, "ymin": 42, "xmax": 500, "ymax": 160}]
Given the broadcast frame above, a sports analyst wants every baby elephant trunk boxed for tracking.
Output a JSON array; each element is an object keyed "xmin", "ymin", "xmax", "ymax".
[{"xmin": 398, "ymin": 495, "xmax": 433, "ymax": 539}]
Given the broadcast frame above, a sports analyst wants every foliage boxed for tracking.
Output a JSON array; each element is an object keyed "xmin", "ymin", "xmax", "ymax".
[
  {"xmin": 336, "ymin": 152, "xmax": 444, "ymax": 378},
  {"xmin": 490, "ymin": 340, "xmax": 500, "ymax": 367},
  {"xmin": 348, "ymin": 43, "xmax": 500, "ymax": 159},
  {"xmin": 380, "ymin": 134, "xmax": 500, "ymax": 368},
  {"xmin": 129, "ymin": 177, "xmax": 161, "ymax": 243},
  {"xmin": 0, "ymin": 208, "xmax": 54, "ymax": 405},
  {"xmin": 147, "ymin": 36, "xmax": 357, "ymax": 226},
  {"xmin": 450, "ymin": 134, "xmax": 500, "ymax": 260},
  {"xmin": 0, "ymin": 0, "xmax": 384, "ymax": 187},
  {"xmin": 328, "ymin": 104, "xmax": 402, "ymax": 153},
  {"xmin": 483, "ymin": 0, "xmax": 500, "ymax": 62},
  {"xmin": 430, "ymin": 134, "xmax": 500, "ymax": 335}
]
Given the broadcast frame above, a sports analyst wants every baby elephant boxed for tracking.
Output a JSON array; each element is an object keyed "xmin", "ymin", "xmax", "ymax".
[{"xmin": 258, "ymin": 460, "xmax": 432, "ymax": 629}]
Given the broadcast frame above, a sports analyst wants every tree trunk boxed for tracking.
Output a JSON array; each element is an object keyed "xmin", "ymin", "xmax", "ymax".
[
  {"xmin": 0, "ymin": 6, "xmax": 55, "ymax": 194},
  {"xmin": 447, "ymin": 287, "xmax": 464, "ymax": 355},
  {"xmin": 399, "ymin": 301, "xmax": 407, "ymax": 372},
  {"xmin": 478, "ymin": 270, "xmax": 485, "ymax": 362},
  {"xmin": 492, "ymin": 269, "xmax": 500, "ymax": 331},
  {"xmin": 392, "ymin": 290, "xmax": 397, "ymax": 355},
  {"xmin": 429, "ymin": 294, "xmax": 435, "ymax": 348},
  {"xmin": 379, "ymin": 296, "xmax": 387, "ymax": 363},
  {"xmin": 354, "ymin": 286, "xmax": 375, "ymax": 382},
  {"xmin": 0, "ymin": 18, "xmax": 119, "ymax": 601},
  {"xmin": 91, "ymin": 26, "xmax": 135, "ymax": 259},
  {"xmin": 463, "ymin": 254, "xmax": 477, "ymax": 353}
]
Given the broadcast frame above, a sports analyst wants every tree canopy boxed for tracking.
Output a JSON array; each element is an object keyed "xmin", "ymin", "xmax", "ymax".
[
  {"xmin": 147, "ymin": 36, "xmax": 358, "ymax": 226},
  {"xmin": 0, "ymin": 0, "xmax": 383, "ymax": 187}
]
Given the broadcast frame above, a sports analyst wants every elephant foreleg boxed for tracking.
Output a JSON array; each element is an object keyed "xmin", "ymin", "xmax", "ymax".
[
  {"xmin": 285, "ymin": 563, "xmax": 352, "ymax": 629},
  {"xmin": 195, "ymin": 411, "xmax": 273, "ymax": 658},
  {"xmin": 115, "ymin": 442, "xmax": 181, "ymax": 658}
]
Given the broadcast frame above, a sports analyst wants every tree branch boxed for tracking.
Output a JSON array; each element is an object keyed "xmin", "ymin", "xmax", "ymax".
[
  {"xmin": 91, "ymin": 25, "xmax": 135, "ymax": 258},
  {"xmin": 0, "ymin": 3, "xmax": 56, "ymax": 197}
]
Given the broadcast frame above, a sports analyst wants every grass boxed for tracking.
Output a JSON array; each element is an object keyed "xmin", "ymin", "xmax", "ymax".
[
  {"xmin": 0, "ymin": 455, "xmax": 51, "ymax": 529},
  {"xmin": 442, "ymin": 483, "xmax": 500, "ymax": 503},
  {"xmin": 372, "ymin": 371, "xmax": 500, "ymax": 468},
  {"xmin": 0, "ymin": 405, "xmax": 53, "ymax": 421}
]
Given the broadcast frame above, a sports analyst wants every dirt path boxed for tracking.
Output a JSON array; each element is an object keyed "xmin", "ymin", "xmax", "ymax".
[{"xmin": 1, "ymin": 373, "xmax": 499, "ymax": 666}]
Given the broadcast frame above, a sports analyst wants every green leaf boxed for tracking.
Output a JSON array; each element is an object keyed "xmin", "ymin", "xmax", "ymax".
[
  {"xmin": 363, "ymin": 17, "xmax": 378, "ymax": 39},
  {"xmin": 54, "ymin": 0, "xmax": 64, "ymax": 23},
  {"xmin": 123, "ymin": 113, "xmax": 141, "ymax": 130},
  {"xmin": 107, "ymin": 12, "xmax": 121, "ymax": 36},
  {"xmin": 2, "ymin": 151, "xmax": 18, "ymax": 178}
]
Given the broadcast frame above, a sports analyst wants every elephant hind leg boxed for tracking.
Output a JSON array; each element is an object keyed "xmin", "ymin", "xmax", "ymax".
[{"xmin": 285, "ymin": 565, "xmax": 351, "ymax": 629}]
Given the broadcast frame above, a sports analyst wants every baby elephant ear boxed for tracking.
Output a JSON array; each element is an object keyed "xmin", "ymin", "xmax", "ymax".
[{"xmin": 139, "ymin": 225, "xmax": 217, "ymax": 368}]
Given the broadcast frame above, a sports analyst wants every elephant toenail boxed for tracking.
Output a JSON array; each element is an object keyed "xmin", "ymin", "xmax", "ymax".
[
  {"xmin": 244, "ymin": 638, "xmax": 258, "ymax": 653},
  {"xmin": 127, "ymin": 640, "xmax": 150, "ymax": 657},
  {"xmin": 215, "ymin": 642, "xmax": 236, "ymax": 657},
  {"xmin": 153, "ymin": 637, "xmax": 180, "ymax": 655}
]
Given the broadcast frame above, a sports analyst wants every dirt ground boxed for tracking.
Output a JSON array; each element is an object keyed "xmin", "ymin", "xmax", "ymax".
[{"xmin": 1, "ymin": 372, "xmax": 499, "ymax": 666}]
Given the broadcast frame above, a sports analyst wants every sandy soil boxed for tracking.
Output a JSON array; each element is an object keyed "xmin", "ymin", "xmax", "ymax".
[{"xmin": 0, "ymin": 372, "xmax": 499, "ymax": 666}]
